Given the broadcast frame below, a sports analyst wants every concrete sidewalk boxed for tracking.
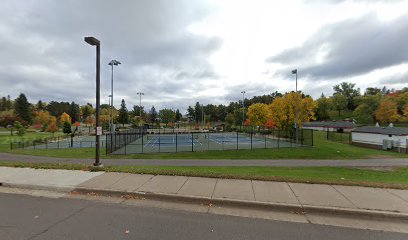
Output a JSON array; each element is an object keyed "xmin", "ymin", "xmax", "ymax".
[{"xmin": 1, "ymin": 167, "xmax": 408, "ymax": 219}]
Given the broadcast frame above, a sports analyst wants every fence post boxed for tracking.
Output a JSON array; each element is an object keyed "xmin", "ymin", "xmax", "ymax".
[
  {"xmin": 236, "ymin": 131, "xmax": 238, "ymax": 150},
  {"xmin": 278, "ymin": 130, "xmax": 280, "ymax": 148},
  {"xmin": 158, "ymin": 131, "xmax": 161, "ymax": 153},
  {"xmin": 264, "ymin": 132, "xmax": 266, "ymax": 149},
  {"xmin": 10, "ymin": 142, "xmax": 12, "ymax": 150},
  {"xmin": 141, "ymin": 131, "xmax": 144, "ymax": 154},
  {"xmin": 250, "ymin": 130, "xmax": 253, "ymax": 150},
  {"xmin": 191, "ymin": 132, "xmax": 194, "ymax": 152},
  {"xmin": 312, "ymin": 130, "xmax": 314, "ymax": 146}
]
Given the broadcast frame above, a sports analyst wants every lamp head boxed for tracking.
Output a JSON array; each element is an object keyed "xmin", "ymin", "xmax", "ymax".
[{"xmin": 84, "ymin": 37, "xmax": 100, "ymax": 46}]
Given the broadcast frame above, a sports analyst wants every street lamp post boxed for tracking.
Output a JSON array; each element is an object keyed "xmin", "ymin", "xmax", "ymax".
[
  {"xmin": 84, "ymin": 36, "xmax": 102, "ymax": 167},
  {"xmin": 241, "ymin": 91, "xmax": 246, "ymax": 130},
  {"xmin": 292, "ymin": 69, "xmax": 299, "ymax": 144},
  {"xmin": 108, "ymin": 60, "xmax": 121, "ymax": 133},
  {"xmin": 137, "ymin": 92, "xmax": 144, "ymax": 129}
]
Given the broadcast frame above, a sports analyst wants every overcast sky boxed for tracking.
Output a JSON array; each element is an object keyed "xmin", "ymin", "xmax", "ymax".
[{"xmin": 1, "ymin": 0, "xmax": 407, "ymax": 113}]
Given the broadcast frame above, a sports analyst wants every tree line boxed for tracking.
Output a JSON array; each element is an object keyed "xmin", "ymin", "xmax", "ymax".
[{"xmin": 1, "ymin": 83, "xmax": 407, "ymax": 133}]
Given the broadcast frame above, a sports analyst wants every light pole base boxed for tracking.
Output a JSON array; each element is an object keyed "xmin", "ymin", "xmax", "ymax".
[{"xmin": 92, "ymin": 163, "xmax": 104, "ymax": 168}]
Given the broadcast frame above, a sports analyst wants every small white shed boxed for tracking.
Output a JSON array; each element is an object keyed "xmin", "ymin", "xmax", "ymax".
[{"xmin": 351, "ymin": 126, "xmax": 408, "ymax": 153}]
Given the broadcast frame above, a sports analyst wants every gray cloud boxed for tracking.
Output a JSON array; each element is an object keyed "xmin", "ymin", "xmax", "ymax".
[
  {"xmin": 380, "ymin": 71, "xmax": 408, "ymax": 85},
  {"xmin": 0, "ymin": 0, "xmax": 221, "ymax": 110},
  {"xmin": 267, "ymin": 13, "xmax": 408, "ymax": 79}
]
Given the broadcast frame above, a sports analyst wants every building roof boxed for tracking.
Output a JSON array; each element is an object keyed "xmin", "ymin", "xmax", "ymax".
[
  {"xmin": 303, "ymin": 121, "xmax": 356, "ymax": 129},
  {"xmin": 352, "ymin": 126, "xmax": 408, "ymax": 136}
]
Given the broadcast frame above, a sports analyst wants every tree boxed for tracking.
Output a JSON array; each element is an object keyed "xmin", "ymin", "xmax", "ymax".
[
  {"xmin": 34, "ymin": 111, "xmax": 52, "ymax": 131},
  {"xmin": 353, "ymin": 104, "xmax": 374, "ymax": 124},
  {"xmin": 333, "ymin": 82, "xmax": 361, "ymax": 110},
  {"xmin": 14, "ymin": 121, "xmax": 26, "ymax": 139},
  {"xmin": 375, "ymin": 98, "xmax": 400, "ymax": 123},
  {"xmin": 60, "ymin": 112, "xmax": 72, "ymax": 125},
  {"xmin": 194, "ymin": 102, "xmax": 202, "ymax": 123},
  {"xmin": 69, "ymin": 102, "xmax": 80, "ymax": 123},
  {"xmin": 159, "ymin": 108, "xmax": 175, "ymax": 126},
  {"xmin": 118, "ymin": 99, "xmax": 129, "ymax": 127},
  {"xmin": 364, "ymin": 87, "xmax": 381, "ymax": 96},
  {"xmin": 0, "ymin": 110, "xmax": 17, "ymax": 128},
  {"xmin": 265, "ymin": 119, "xmax": 276, "ymax": 129},
  {"xmin": 175, "ymin": 109, "xmax": 182, "ymax": 122},
  {"xmin": 315, "ymin": 94, "xmax": 331, "ymax": 120},
  {"xmin": 0, "ymin": 96, "xmax": 12, "ymax": 111},
  {"xmin": 36, "ymin": 100, "xmax": 45, "ymax": 111},
  {"xmin": 247, "ymin": 103, "xmax": 269, "ymax": 126},
  {"xmin": 148, "ymin": 106, "xmax": 158, "ymax": 124},
  {"xmin": 63, "ymin": 121, "xmax": 72, "ymax": 135},
  {"xmin": 46, "ymin": 101, "xmax": 70, "ymax": 117},
  {"xmin": 331, "ymin": 94, "xmax": 348, "ymax": 117},
  {"xmin": 80, "ymin": 104, "xmax": 94, "ymax": 122},
  {"xmin": 268, "ymin": 92, "xmax": 316, "ymax": 129},
  {"xmin": 243, "ymin": 118, "xmax": 251, "ymax": 126},
  {"xmin": 14, "ymin": 93, "xmax": 32, "ymax": 125},
  {"xmin": 225, "ymin": 113, "xmax": 235, "ymax": 127},
  {"xmin": 46, "ymin": 117, "xmax": 59, "ymax": 137},
  {"xmin": 186, "ymin": 106, "xmax": 195, "ymax": 121}
]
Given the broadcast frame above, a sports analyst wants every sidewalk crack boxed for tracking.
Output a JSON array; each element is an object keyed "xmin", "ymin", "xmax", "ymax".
[
  {"xmin": 385, "ymin": 189, "xmax": 408, "ymax": 204},
  {"xmin": 287, "ymin": 182, "xmax": 311, "ymax": 224},
  {"xmin": 250, "ymin": 180, "xmax": 256, "ymax": 201},
  {"xmin": 330, "ymin": 185, "xmax": 358, "ymax": 208},
  {"xmin": 176, "ymin": 177, "xmax": 189, "ymax": 194}
]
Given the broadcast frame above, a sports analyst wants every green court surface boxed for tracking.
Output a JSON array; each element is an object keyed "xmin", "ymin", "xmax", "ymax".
[{"xmin": 111, "ymin": 132, "xmax": 301, "ymax": 154}]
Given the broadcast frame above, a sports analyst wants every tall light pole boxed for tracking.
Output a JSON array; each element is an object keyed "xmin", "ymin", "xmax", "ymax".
[
  {"xmin": 137, "ymin": 92, "xmax": 144, "ymax": 128},
  {"xmin": 292, "ymin": 69, "xmax": 299, "ymax": 144},
  {"xmin": 108, "ymin": 59, "xmax": 121, "ymax": 132},
  {"xmin": 241, "ymin": 91, "xmax": 246, "ymax": 128},
  {"xmin": 84, "ymin": 36, "xmax": 101, "ymax": 167}
]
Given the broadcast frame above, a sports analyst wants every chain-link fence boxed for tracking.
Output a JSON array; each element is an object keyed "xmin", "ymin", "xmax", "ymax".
[
  {"xmin": 106, "ymin": 128, "xmax": 314, "ymax": 155},
  {"xmin": 9, "ymin": 135, "xmax": 107, "ymax": 150},
  {"xmin": 326, "ymin": 131, "xmax": 351, "ymax": 144}
]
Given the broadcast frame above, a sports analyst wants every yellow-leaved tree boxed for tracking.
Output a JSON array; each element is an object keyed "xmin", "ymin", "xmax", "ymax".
[
  {"xmin": 268, "ymin": 92, "xmax": 317, "ymax": 129},
  {"xmin": 35, "ymin": 111, "xmax": 52, "ymax": 126},
  {"xmin": 60, "ymin": 112, "xmax": 72, "ymax": 125},
  {"xmin": 375, "ymin": 98, "xmax": 400, "ymax": 123},
  {"xmin": 247, "ymin": 103, "xmax": 269, "ymax": 127}
]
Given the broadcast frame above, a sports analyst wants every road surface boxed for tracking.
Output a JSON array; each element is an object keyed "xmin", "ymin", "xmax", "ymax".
[{"xmin": 0, "ymin": 192, "xmax": 407, "ymax": 240}]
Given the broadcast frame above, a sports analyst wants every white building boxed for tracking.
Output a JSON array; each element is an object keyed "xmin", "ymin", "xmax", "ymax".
[{"xmin": 351, "ymin": 126, "xmax": 408, "ymax": 153}]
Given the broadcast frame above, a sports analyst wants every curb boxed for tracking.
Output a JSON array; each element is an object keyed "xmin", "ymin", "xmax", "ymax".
[
  {"xmin": 71, "ymin": 187, "xmax": 408, "ymax": 221},
  {"xmin": 0, "ymin": 182, "xmax": 75, "ymax": 193},
  {"xmin": 2, "ymin": 182, "xmax": 408, "ymax": 221}
]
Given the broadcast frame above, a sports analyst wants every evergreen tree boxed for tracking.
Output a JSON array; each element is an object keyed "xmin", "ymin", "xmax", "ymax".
[
  {"xmin": 69, "ymin": 102, "xmax": 80, "ymax": 123},
  {"xmin": 175, "ymin": 109, "xmax": 182, "ymax": 122},
  {"xmin": 148, "ymin": 106, "xmax": 158, "ymax": 124},
  {"xmin": 118, "ymin": 99, "xmax": 129, "ymax": 127},
  {"xmin": 63, "ymin": 121, "xmax": 72, "ymax": 135},
  {"xmin": 14, "ymin": 93, "xmax": 32, "ymax": 124},
  {"xmin": 36, "ymin": 100, "xmax": 45, "ymax": 111}
]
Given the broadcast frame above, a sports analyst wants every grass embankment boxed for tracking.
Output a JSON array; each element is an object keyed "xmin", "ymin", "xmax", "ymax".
[
  {"xmin": 7, "ymin": 131, "xmax": 406, "ymax": 159},
  {"xmin": 1, "ymin": 161, "xmax": 407, "ymax": 189}
]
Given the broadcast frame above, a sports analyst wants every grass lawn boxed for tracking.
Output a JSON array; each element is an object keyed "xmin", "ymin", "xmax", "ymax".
[
  {"xmin": 1, "ymin": 161, "xmax": 407, "ymax": 189},
  {"xmin": 0, "ymin": 131, "xmax": 64, "ymax": 152},
  {"xmin": 7, "ymin": 130, "xmax": 406, "ymax": 159}
]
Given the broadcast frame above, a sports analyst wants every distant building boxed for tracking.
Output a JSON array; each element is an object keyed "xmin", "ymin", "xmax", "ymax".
[
  {"xmin": 302, "ymin": 121, "xmax": 356, "ymax": 133},
  {"xmin": 351, "ymin": 126, "xmax": 408, "ymax": 153}
]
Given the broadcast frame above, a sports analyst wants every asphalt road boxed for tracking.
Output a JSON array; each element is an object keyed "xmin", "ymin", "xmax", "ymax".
[
  {"xmin": 0, "ymin": 193, "xmax": 407, "ymax": 240},
  {"xmin": 1, "ymin": 153, "xmax": 408, "ymax": 167}
]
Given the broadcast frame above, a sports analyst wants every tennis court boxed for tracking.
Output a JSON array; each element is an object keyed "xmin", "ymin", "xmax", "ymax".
[{"xmin": 109, "ymin": 130, "xmax": 312, "ymax": 155}]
